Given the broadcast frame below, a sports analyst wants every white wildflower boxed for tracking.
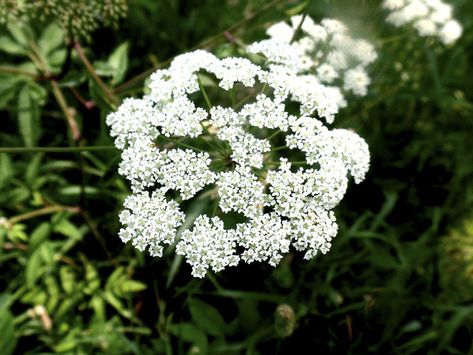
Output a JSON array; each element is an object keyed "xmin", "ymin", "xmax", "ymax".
[
  {"xmin": 237, "ymin": 213, "xmax": 293, "ymax": 266},
  {"xmin": 176, "ymin": 216, "xmax": 240, "ymax": 278},
  {"xmin": 248, "ymin": 15, "xmax": 377, "ymax": 102},
  {"xmin": 343, "ymin": 67, "xmax": 371, "ymax": 97},
  {"xmin": 383, "ymin": 0, "xmax": 462, "ymax": 44},
  {"xmin": 119, "ymin": 191, "xmax": 185, "ymax": 257},
  {"xmin": 216, "ymin": 167, "xmax": 268, "ymax": 219},
  {"xmin": 107, "ymin": 49, "xmax": 370, "ymax": 277}
]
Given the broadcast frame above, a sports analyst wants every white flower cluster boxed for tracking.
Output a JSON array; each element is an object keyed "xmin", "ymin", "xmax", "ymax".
[
  {"xmin": 247, "ymin": 15, "xmax": 377, "ymax": 99},
  {"xmin": 383, "ymin": 0, "xmax": 463, "ymax": 44},
  {"xmin": 107, "ymin": 49, "xmax": 370, "ymax": 278}
]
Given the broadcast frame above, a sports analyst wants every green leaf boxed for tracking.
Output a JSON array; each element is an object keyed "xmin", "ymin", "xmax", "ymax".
[
  {"xmin": 25, "ymin": 153, "xmax": 43, "ymax": 185},
  {"xmin": 88, "ymin": 78, "xmax": 112, "ymax": 112},
  {"xmin": 438, "ymin": 306, "xmax": 473, "ymax": 350},
  {"xmin": 17, "ymin": 85, "xmax": 40, "ymax": 147},
  {"xmin": 53, "ymin": 217, "xmax": 82, "ymax": 240},
  {"xmin": 0, "ymin": 74, "xmax": 22, "ymax": 109},
  {"xmin": 39, "ymin": 23, "xmax": 64, "ymax": 55},
  {"xmin": 0, "ymin": 295, "xmax": 17, "ymax": 355},
  {"xmin": 169, "ymin": 323, "xmax": 208, "ymax": 352},
  {"xmin": 25, "ymin": 245, "xmax": 44, "ymax": 286},
  {"xmin": 29, "ymin": 222, "xmax": 50, "ymax": 251},
  {"xmin": 0, "ymin": 154, "xmax": 14, "ymax": 188},
  {"xmin": 103, "ymin": 291, "xmax": 132, "ymax": 319},
  {"xmin": 285, "ymin": 0, "xmax": 309, "ymax": 16},
  {"xmin": 59, "ymin": 266, "xmax": 76, "ymax": 294},
  {"xmin": 0, "ymin": 35, "xmax": 25, "ymax": 55},
  {"xmin": 58, "ymin": 70, "xmax": 87, "ymax": 87},
  {"xmin": 188, "ymin": 299, "xmax": 226, "ymax": 337},
  {"xmin": 7, "ymin": 23, "xmax": 30, "ymax": 47},
  {"xmin": 166, "ymin": 199, "xmax": 209, "ymax": 288},
  {"xmin": 116, "ymin": 280, "xmax": 147, "ymax": 294},
  {"xmin": 48, "ymin": 49, "xmax": 67, "ymax": 71},
  {"xmin": 107, "ymin": 42, "xmax": 129, "ymax": 85}
]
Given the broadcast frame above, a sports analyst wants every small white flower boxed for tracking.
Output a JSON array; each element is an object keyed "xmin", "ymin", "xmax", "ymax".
[
  {"xmin": 119, "ymin": 191, "xmax": 185, "ymax": 257},
  {"xmin": 343, "ymin": 67, "xmax": 371, "ymax": 96},
  {"xmin": 107, "ymin": 49, "xmax": 370, "ymax": 277},
  {"xmin": 439, "ymin": 19, "xmax": 462, "ymax": 45},
  {"xmin": 248, "ymin": 15, "xmax": 377, "ymax": 103},
  {"xmin": 383, "ymin": 0, "xmax": 462, "ymax": 44},
  {"xmin": 176, "ymin": 216, "xmax": 240, "ymax": 278}
]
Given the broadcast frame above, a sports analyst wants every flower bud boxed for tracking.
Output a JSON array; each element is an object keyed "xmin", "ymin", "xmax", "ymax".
[{"xmin": 274, "ymin": 303, "xmax": 296, "ymax": 338}]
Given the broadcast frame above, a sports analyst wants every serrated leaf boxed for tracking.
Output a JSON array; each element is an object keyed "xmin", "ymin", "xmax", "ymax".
[
  {"xmin": 0, "ymin": 154, "xmax": 14, "ymax": 188},
  {"xmin": 0, "ymin": 35, "xmax": 25, "ymax": 55},
  {"xmin": 17, "ymin": 85, "xmax": 40, "ymax": 147},
  {"xmin": 39, "ymin": 23, "xmax": 64, "ymax": 55},
  {"xmin": 25, "ymin": 153, "xmax": 43, "ymax": 185},
  {"xmin": 103, "ymin": 291, "xmax": 132, "ymax": 319},
  {"xmin": 48, "ymin": 49, "xmax": 67, "ymax": 70},
  {"xmin": 188, "ymin": 299, "xmax": 226, "ymax": 337},
  {"xmin": 59, "ymin": 266, "xmax": 76, "ymax": 294},
  {"xmin": 53, "ymin": 218, "xmax": 82, "ymax": 240},
  {"xmin": 88, "ymin": 78, "xmax": 112, "ymax": 112},
  {"xmin": 7, "ymin": 23, "xmax": 30, "ymax": 47},
  {"xmin": 29, "ymin": 222, "xmax": 50, "ymax": 251},
  {"xmin": 117, "ymin": 280, "xmax": 147, "ymax": 294},
  {"xmin": 59, "ymin": 70, "xmax": 87, "ymax": 87},
  {"xmin": 25, "ymin": 245, "xmax": 44, "ymax": 286},
  {"xmin": 108, "ymin": 42, "xmax": 129, "ymax": 85}
]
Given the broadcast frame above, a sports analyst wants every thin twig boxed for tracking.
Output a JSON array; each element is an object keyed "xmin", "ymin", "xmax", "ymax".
[
  {"xmin": 197, "ymin": 74, "xmax": 212, "ymax": 110},
  {"xmin": 290, "ymin": 13, "xmax": 307, "ymax": 44},
  {"xmin": 6, "ymin": 205, "xmax": 80, "ymax": 226},
  {"xmin": 69, "ymin": 87, "xmax": 95, "ymax": 110},
  {"xmin": 73, "ymin": 42, "xmax": 119, "ymax": 106},
  {"xmin": 50, "ymin": 80, "xmax": 81, "ymax": 141},
  {"xmin": 0, "ymin": 65, "xmax": 37, "ymax": 77},
  {"xmin": 27, "ymin": 40, "xmax": 81, "ymax": 141}
]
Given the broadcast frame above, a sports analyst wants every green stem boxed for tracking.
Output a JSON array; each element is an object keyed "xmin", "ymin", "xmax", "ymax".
[
  {"xmin": 74, "ymin": 42, "xmax": 119, "ymax": 107},
  {"xmin": 0, "ymin": 65, "xmax": 37, "ymax": 77},
  {"xmin": 50, "ymin": 80, "xmax": 81, "ymax": 141},
  {"xmin": 160, "ymin": 137, "xmax": 223, "ymax": 158},
  {"xmin": 270, "ymin": 145, "xmax": 288, "ymax": 152},
  {"xmin": 27, "ymin": 40, "xmax": 81, "ymax": 141},
  {"xmin": 267, "ymin": 130, "xmax": 281, "ymax": 141},
  {"xmin": 7, "ymin": 205, "xmax": 80, "ymax": 225},
  {"xmin": 290, "ymin": 13, "xmax": 307, "ymax": 44},
  {"xmin": 0, "ymin": 146, "xmax": 116, "ymax": 153},
  {"xmin": 197, "ymin": 74, "xmax": 212, "ymax": 110}
]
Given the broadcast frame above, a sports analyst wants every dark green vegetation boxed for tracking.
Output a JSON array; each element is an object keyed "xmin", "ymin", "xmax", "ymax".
[{"xmin": 1, "ymin": 0, "xmax": 473, "ymax": 354}]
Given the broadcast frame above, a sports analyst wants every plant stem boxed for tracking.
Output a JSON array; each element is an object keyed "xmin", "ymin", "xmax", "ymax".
[
  {"xmin": 160, "ymin": 137, "xmax": 223, "ymax": 159},
  {"xmin": 270, "ymin": 145, "xmax": 288, "ymax": 152},
  {"xmin": 7, "ymin": 205, "xmax": 80, "ymax": 225},
  {"xmin": 0, "ymin": 146, "xmax": 116, "ymax": 153},
  {"xmin": 197, "ymin": 75, "xmax": 212, "ymax": 110},
  {"xmin": 73, "ymin": 42, "xmax": 119, "ymax": 106},
  {"xmin": 267, "ymin": 130, "xmax": 281, "ymax": 141},
  {"xmin": 290, "ymin": 13, "xmax": 307, "ymax": 44},
  {"xmin": 50, "ymin": 80, "xmax": 81, "ymax": 141},
  {"xmin": 27, "ymin": 40, "xmax": 81, "ymax": 141},
  {"xmin": 0, "ymin": 65, "xmax": 37, "ymax": 77}
]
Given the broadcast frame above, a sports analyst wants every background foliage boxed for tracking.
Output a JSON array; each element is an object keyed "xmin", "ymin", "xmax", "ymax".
[{"xmin": 1, "ymin": 0, "xmax": 473, "ymax": 354}]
